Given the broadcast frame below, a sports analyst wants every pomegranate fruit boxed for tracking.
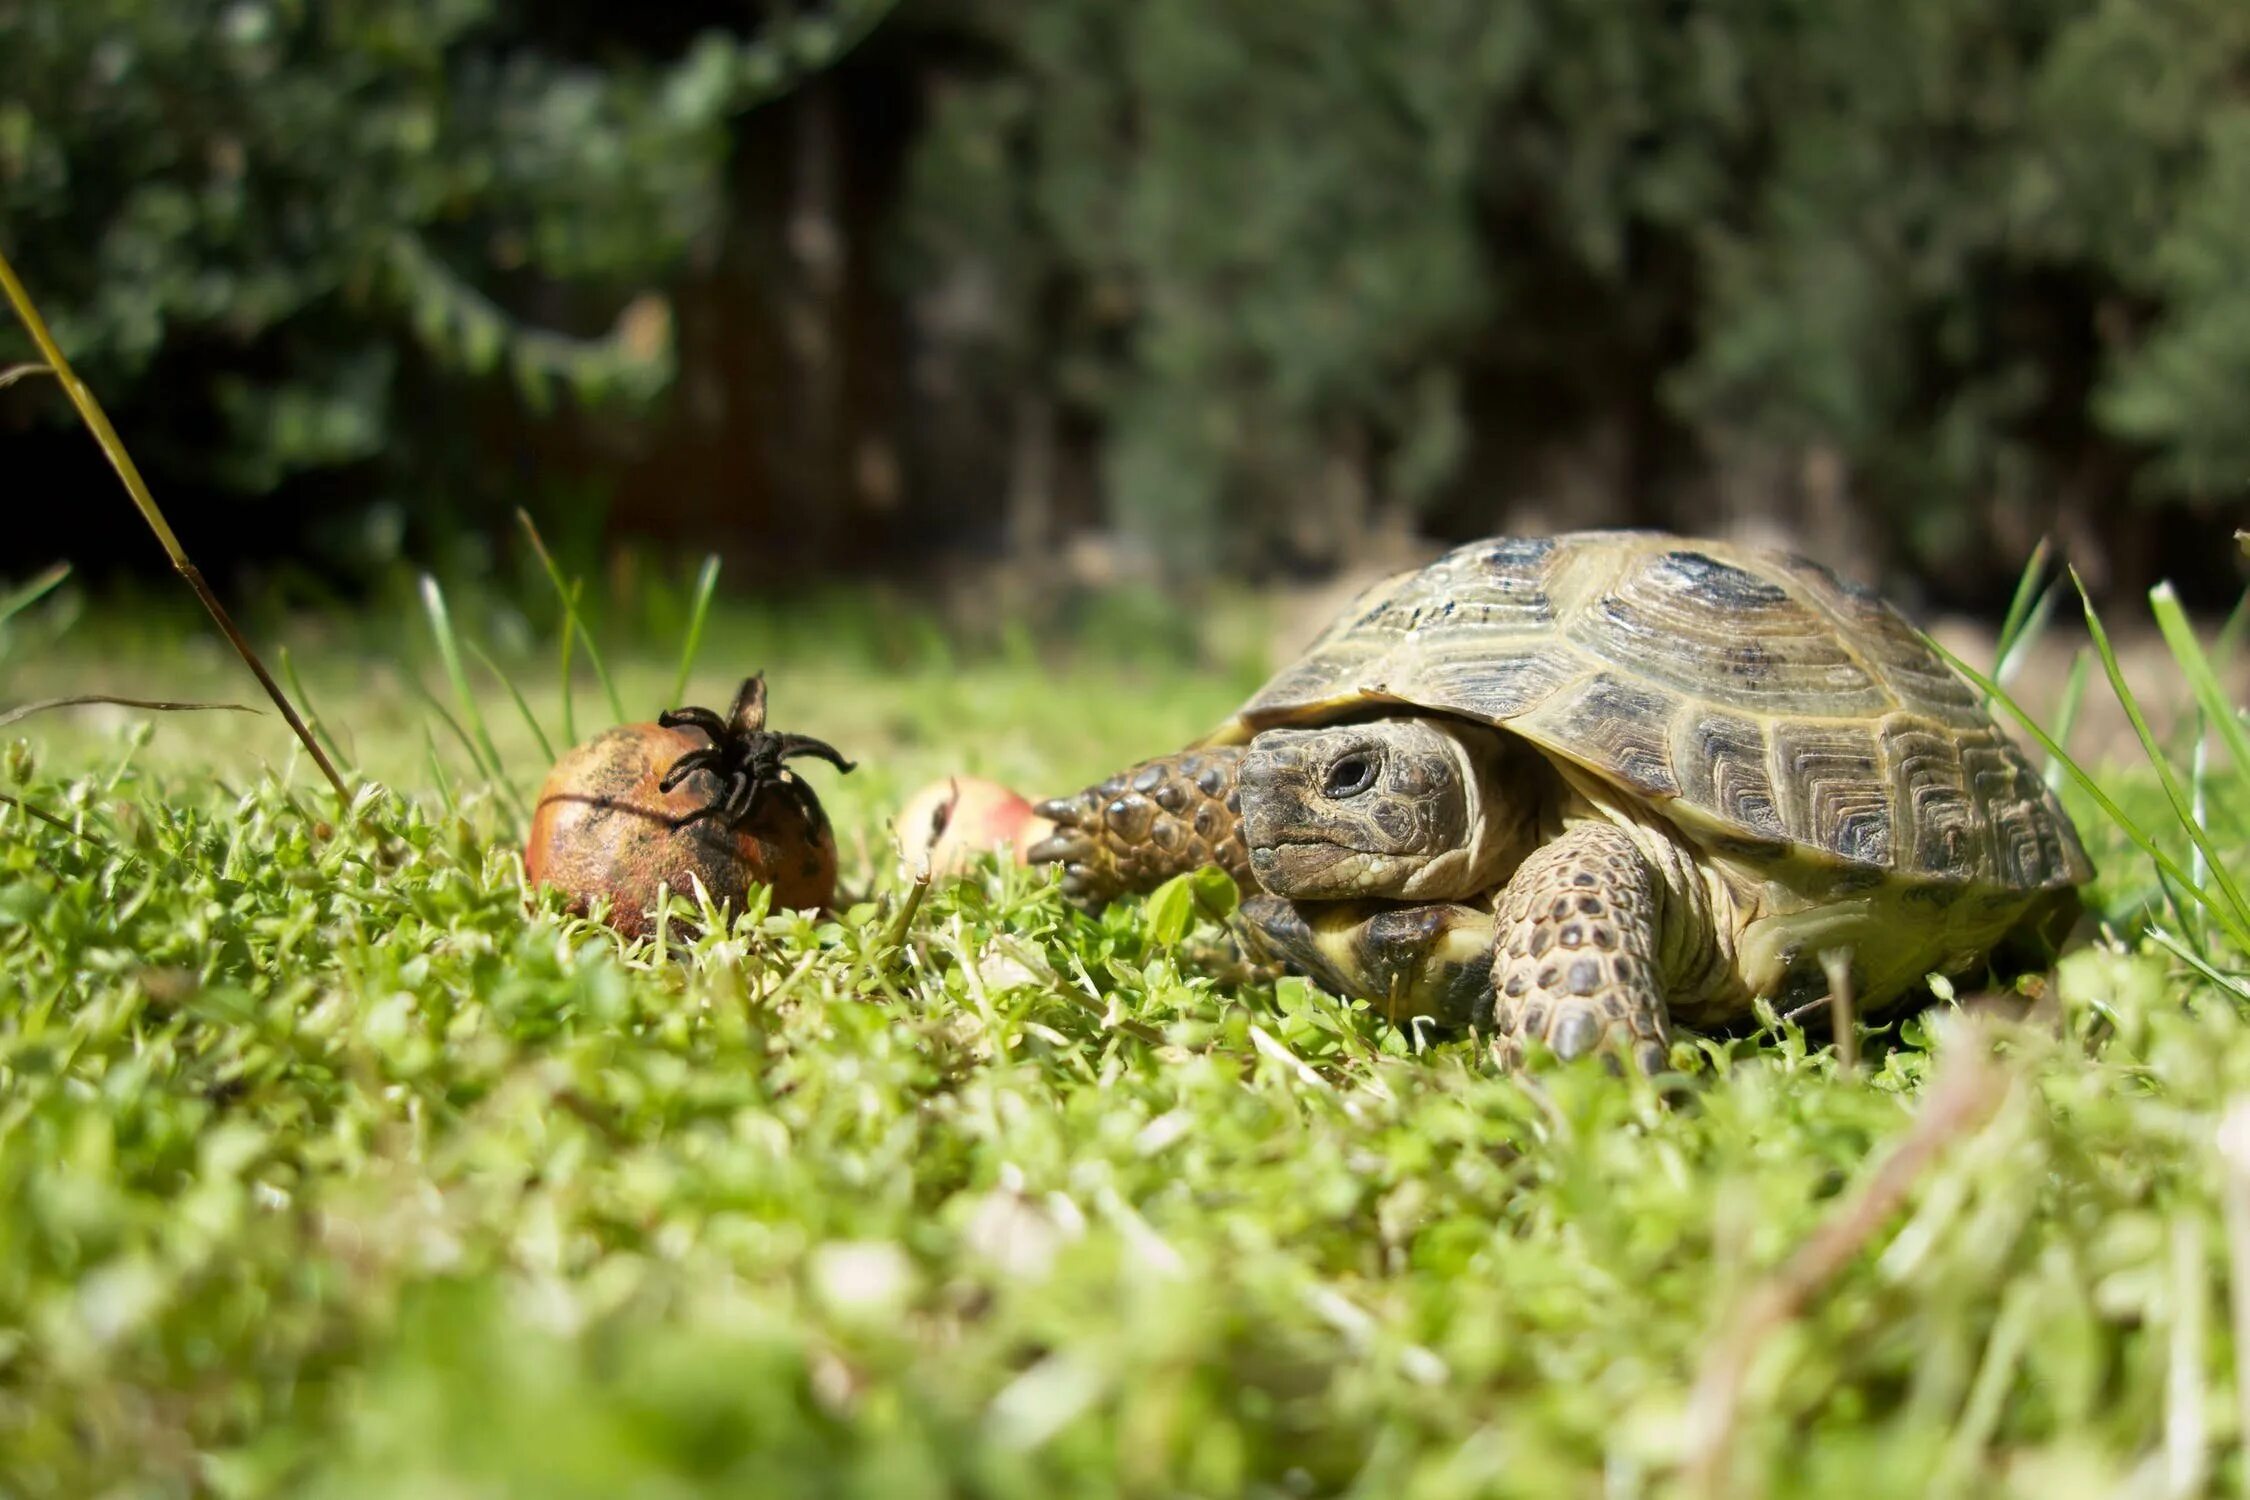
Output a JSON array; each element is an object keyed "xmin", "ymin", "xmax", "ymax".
[{"xmin": 525, "ymin": 674, "xmax": 852, "ymax": 937}]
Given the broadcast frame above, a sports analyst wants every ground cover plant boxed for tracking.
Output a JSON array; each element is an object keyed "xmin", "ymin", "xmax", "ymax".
[{"xmin": 2, "ymin": 542, "xmax": 2247, "ymax": 1499}]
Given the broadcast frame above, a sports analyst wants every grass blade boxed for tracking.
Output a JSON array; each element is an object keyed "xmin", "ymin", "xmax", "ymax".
[
  {"xmin": 516, "ymin": 508, "xmax": 625, "ymax": 727},
  {"xmin": 558, "ymin": 580, "xmax": 580, "ymax": 747},
  {"xmin": 407, "ymin": 676, "xmax": 503, "ymax": 804},
  {"xmin": 2192, "ymin": 727, "xmax": 2211, "ymax": 914},
  {"xmin": 668, "ymin": 554, "xmax": 722, "ymax": 710},
  {"xmin": 2044, "ymin": 648, "xmax": 2092, "ymax": 791},
  {"xmin": 0, "ymin": 561, "xmax": 70, "ymax": 627},
  {"xmin": 421, "ymin": 724, "xmax": 459, "ymax": 817},
  {"xmin": 2147, "ymin": 926, "xmax": 2250, "ymax": 1005},
  {"xmin": 468, "ymin": 638, "xmax": 556, "ymax": 765},
  {"xmin": 2070, "ymin": 570, "xmax": 2250, "ymax": 938},
  {"xmin": 1996, "ymin": 584, "xmax": 2059, "ymax": 690},
  {"xmin": 2156, "ymin": 862, "xmax": 2219, "ymax": 962},
  {"xmin": 280, "ymin": 646, "xmax": 354, "ymax": 772},
  {"xmin": 418, "ymin": 576, "xmax": 512, "ymax": 779},
  {"xmin": 1934, "ymin": 637, "xmax": 2250, "ymax": 952},
  {"xmin": 415, "ymin": 578, "xmax": 525, "ymax": 818},
  {"xmin": 2216, "ymin": 586, "xmax": 2250, "ymax": 669},
  {"xmin": 1992, "ymin": 538, "xmax": 2054, "ymax": 680},
  {"xmin": 2149, "ymin": 583, "xmax": 2250, "ymax": 806}
]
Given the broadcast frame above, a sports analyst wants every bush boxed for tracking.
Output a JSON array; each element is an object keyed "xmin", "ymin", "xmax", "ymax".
[
  {"xmin": 902, "ymin": 0, "xmax": 2250, "ymax": 583},
  {"xmin": 0, "ymin": 0, "xmax": 884, "ymax": 561}
]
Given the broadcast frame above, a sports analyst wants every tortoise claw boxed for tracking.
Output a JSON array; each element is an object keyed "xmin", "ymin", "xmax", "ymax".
[
  {"xmin": 1026, "ymin": 825, "xmax": 1111, "ymax": 906},
  {"xmin": 1033, "ymin": 795, "xmax": 1072, "ymax": 821},
  {"xmin": 1025, "ymin": 828, "xmax": 1097, "ymax": 869}
]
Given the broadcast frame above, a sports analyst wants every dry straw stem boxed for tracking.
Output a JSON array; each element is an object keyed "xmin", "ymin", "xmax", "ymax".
[
  {"xmin": 0, "ymin": 245, "xmax": 351, "ymax": 809},
  {"xmin": 0, "ymin": 790, "xmax": 108, "ymax": 848},
  {"xmin": 0, "ymin": 695, "xmax": 257, "ymax": 731},
  {"xmin": 1682, "ymin": 1037, "xmax": 2012, "ymax": 1494},
  {"xmin": 1820, "ymin": 947, "xmax": 1859, "ymax": 1073}
]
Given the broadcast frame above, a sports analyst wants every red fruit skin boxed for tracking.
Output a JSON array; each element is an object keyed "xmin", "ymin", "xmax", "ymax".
[{"xmin": 525, "ymin": 723, "xmax": 839, "ymax": 937}]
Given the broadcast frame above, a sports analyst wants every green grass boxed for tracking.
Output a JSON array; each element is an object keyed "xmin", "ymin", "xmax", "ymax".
[{"xmin": 2, "ymin": 585, "xmax": 2248, "ymax": 1500}]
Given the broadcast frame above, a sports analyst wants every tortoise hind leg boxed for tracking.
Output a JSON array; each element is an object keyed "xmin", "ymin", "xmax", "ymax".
[
  {"xmin": 1028, "ymin": 747, "xmax": 1253, "ymax": 908},
  {"xmin": 1491, "ymin": 821, "xmax": 1671, "ymax": 1074}
]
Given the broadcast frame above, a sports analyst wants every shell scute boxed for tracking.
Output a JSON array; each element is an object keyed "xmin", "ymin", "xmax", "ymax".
[
  {"xmin": 1769, "ymin": 720, "xmax": 1893, "ymax": 867},
  {"xmin": 1657, "ymin": 548, "xmax": 1794, "ymax": 607},
  {"xmin": 1961, "ymin": 730, "xmax": 2086, "ymax": 888},
  {"xmin": 1790, "ymin": 557, "xmax": 1987, "ymax": 726},
  {"xmin": 1515, "ymin": 671, "xmax": 1682, "ymax": 798},
  {"xmin": 1418, "ymin": 652, "xmax": 1579, "ymax": 722},
  {"xmin": 1672, "ymin": 709, "xmax": 1788, "ymax": 842},
  {"xmin": 1880, "ymin": 717, "xmax": 1984, "ymax": 879},
  {"xmin": 1570, "ymin": 546, "xmax": 1888, "ymax": 718},
  {"xmin": 1474, "ymin": 535, "xmax": 1560, "ymax": 589}
]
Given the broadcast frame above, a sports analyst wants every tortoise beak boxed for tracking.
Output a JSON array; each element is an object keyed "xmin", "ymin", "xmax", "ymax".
[
  {"xmin": 1239, "ymin": 740, "xmax": 1330, "ymax": 848},
  {"xmin": 1239, "ymin": 778, "xmax": 1320, "ymax": 855}
]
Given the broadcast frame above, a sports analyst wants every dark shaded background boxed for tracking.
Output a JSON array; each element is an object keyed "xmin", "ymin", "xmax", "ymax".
[{"xmin": 4, "ymin": 0, "xmax": 2247, "ymax": 609}]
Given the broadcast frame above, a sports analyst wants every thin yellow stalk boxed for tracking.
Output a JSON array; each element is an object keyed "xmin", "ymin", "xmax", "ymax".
[{"xmin": 0, "ymin": 245, "xmax": 351, "ymax": 809}]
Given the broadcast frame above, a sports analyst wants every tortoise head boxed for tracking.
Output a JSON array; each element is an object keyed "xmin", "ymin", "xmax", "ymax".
[{"xmin": 1238, "ymin": 717, "xmax": 1521, "ymax": 901}]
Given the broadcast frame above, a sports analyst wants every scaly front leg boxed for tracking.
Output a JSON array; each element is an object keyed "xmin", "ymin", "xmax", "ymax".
[
  {"xmin": 1489, "ymin": 821, "xmax": 1671, "ymax": 1073},
  {"xmin": 1028, "ymin": 747, "xmax": 1253, "ymax": 908}
]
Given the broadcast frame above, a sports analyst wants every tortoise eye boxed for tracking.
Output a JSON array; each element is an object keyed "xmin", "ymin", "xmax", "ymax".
[{"xmin": 1323, "ymin": 752, "xmax": 1378, "ymax": 799}]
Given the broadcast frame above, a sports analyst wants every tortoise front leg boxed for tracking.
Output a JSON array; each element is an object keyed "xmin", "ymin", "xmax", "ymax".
[
  {"xmin": 1028, "ymin": 747, "xmax": 1253, "ymax": 908},
  {"xmin": 1489, "ymin": 821, "xmax": 1670, "ymax": 1073}
]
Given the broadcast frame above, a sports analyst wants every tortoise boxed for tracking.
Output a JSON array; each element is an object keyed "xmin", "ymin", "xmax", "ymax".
[{"xmin": 1028, "ymin": 531, "xmax": 2090, "ymax": 1071}]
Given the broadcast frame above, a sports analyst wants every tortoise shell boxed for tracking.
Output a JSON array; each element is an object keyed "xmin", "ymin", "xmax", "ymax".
[{"xmin": 1207, "ymin": 531, "xmax": 2089, "ymax": 891}]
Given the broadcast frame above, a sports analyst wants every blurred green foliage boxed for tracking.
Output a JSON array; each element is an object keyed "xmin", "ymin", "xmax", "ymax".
[
  {"xmin": 6, "ymin": 0, "xmax": 2250, "ymax": 583},
  {"xmin": 903, "ymin": 0, "xmax": 2250, "ymax": 574},
  {"xmin": 0, "ymin": 0, "xmax": 888, "ymax": 551}
]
